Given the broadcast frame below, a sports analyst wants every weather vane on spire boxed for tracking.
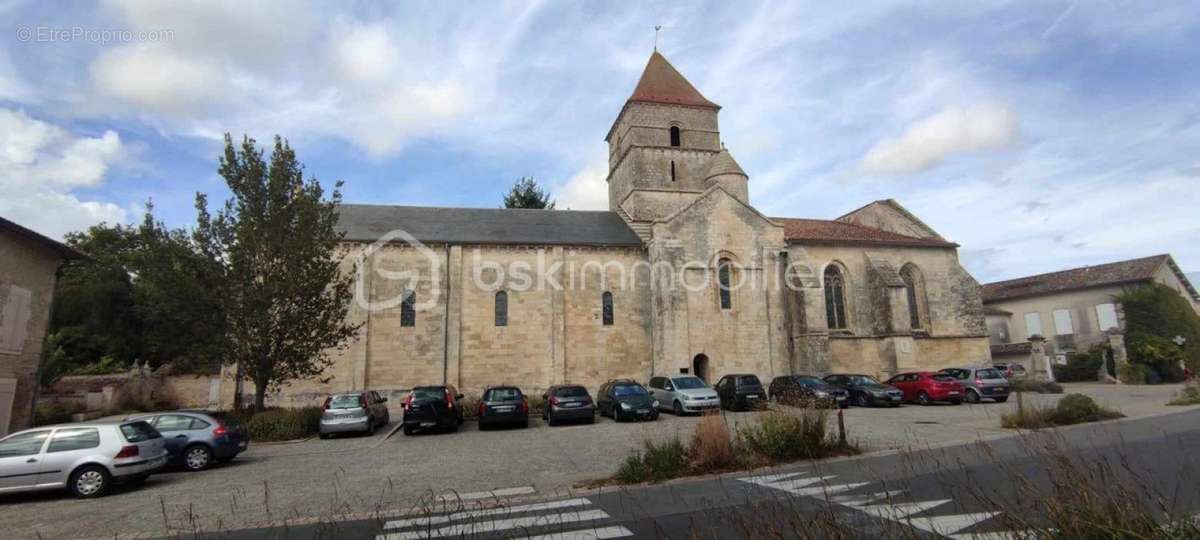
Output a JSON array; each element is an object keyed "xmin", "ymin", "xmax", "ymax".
[{"xmin": 654, "ymin": 25, "xmax": 662, "ymax": 52}]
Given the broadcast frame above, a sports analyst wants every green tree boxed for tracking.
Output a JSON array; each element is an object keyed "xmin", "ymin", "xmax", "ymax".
[
  {"xmin": 194, "ymin": 134, "xmax": 361, "ymax": 411},
  {"xmin": 502, "ymin": 176, "xmax": 555, "ymax": 209},
  {"xmin": 1115, "ymin": 283, "xmax": 1200, "ymax": 381}
]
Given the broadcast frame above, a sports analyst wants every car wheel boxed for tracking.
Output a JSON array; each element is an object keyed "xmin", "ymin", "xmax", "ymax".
[
  {"xmin": 183, "ymin": 444, "xmax": 213, "ymax": 472},
  {"xmin": 950, "ymin": 399, "xmax": 963, "ymax": 405},
  {"xmin": 673, "ymin": 400, "xmax": 684, "ymax": 416},
  {"xmin": 966, "ymin": 389, "xmax": 981, "ymax": 404},
  {"xmin": 856, "ymin": 392, "xmax": 870, "ymax": 407},
  {"xmin": 318, "ymin": 432, "xmax": 330, "ymax": 440},
  {"xmin": 917, "ymin": 392, "xmax": 931, "ymax": 406},
  {"xmin": 403, "ymin": 425, "xmax": 414, "ymax": 436},
  {"xmin": 366, "ymin": 418, "xmax": 376, "ymax": 436},
  {"xmin": 587, "ymin": 415, "xmax": 595, "ymax": 424},
  {"xmin": 69, "ymin": 465, "xmax": 110, "ymax": 498},
  {"xmin": 995, "ymin": 396, "xmax": 1009, "ymax": 403},
  {"xmin": 521, "ymin": 419, "xmax": 529, "ymax": 429},
  {"xmin": 546, "ymin": 413, "xmax": 556, "ymax": 426}
]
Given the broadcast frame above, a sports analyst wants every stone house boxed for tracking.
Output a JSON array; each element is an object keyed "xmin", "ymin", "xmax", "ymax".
[
  {"xmin": 247, "ymin": 52, "xmax": 991, "ymax": 406},
  {"xmin": 982, "ymin": 254, "xmax": 1199, "ymax": 368},
  {"xmin": 0, "ymin": 216, "xmax": 86, "ymax": 435}
]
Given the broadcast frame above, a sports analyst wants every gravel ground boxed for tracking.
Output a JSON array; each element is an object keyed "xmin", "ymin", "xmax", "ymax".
[{"xmin": 1, "ymin": 382, "xmax": 1192, "ymax": 539}]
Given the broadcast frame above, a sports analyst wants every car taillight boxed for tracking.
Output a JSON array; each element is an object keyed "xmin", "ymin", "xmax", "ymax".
[
  {"xmin": 213, "ymin": 424, "xmax": 228, "ymax": 437},
  {"xmin": 445, "ymin": 392, "xmax": 454, "ymax": 409},
  {"xmin": 477, "ymin": 401, "xmax": 485, "ymax": 416},
  {"xmin": 521, "ymin": 399, "xmax": 529, "ymax": 414},
  {"xmin": 115, "ymin": 445, "xmax": 139, "ymax": 459},
  {"xmin": 359, "ymin": 395, "xmax": 369, "ymax": 408},
  {"xmin": 975, "ymin": 379, "xmax": 983, "ymax": 386},
  {"xmin": 323, "ymin": 396, "xmax": 332, "ymax": 409},
  {"xmin": 402, "ymin": 393, "xmax": 413, "ymax": 411},
  {"xmin": 549, "ymin": 396, "xmax": 560, "ymax": 406}
]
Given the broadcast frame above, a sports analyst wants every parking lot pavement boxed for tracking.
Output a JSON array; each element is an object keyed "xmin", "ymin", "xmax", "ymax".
[{"xmin": 1, "ymin": 383, "xmax": 1193, "ymax": 539}]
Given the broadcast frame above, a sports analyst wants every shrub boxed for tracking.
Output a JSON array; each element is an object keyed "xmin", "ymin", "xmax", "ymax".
[
  {"xmin": 1052, "ymin": 352, "xmax": 1103, "ymax": 382},
  {"xmin": 615, "ymin": 453, "xmax": 646, "ymax": 484},
  {"xmin": 1118, "ymin": 363, "xmax": 1150, "ymax": 385},
  {"xmin": 688, "ymin": 412, "xmax": 738, "ymax": 472},
  {"xmin": 1009, "ymin": 378, "xmax": 1063, "ymax": 394},
  {"xmin": 235, "ymin": 407, "xmax": 323, "ymax": 441},
  {"xmin": 1126, "ymin": 334, "xmax": 1187, "ymax": 383},
  {"xmin": 460, "ymin": 395, "xmax": 481, "ymax": 419},
  {"xmin": 527, "ymin": 395, "xmax": 546, "ymax": 415},
  {"xmin": 738, "ymin": 409, "xmax": 829, "ymax": 462},
  {"xmin": 1168, "ymin": 381, "xmax": 1200, "ymax": 406},
  {"xmin": 613, "ymin": 436, "xmax": 688, "ymax": 484},
  {"xmin": 33, "ymin": 401, "xmax": 85, "ymax": 426},
  {"xmin": 1002, "ymin": 393, "xmax": 1123, "ymax": 429}
]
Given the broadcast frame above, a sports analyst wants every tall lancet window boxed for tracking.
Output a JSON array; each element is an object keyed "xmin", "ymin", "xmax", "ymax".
[
  {"xmin": 601, "ymin": 291, "xmax": 614, "ymax": 326},
  {"xmin": 495, "ymin": 291, "xmax": 508, "ymax": 327},
  {"xmin": 400, "ymin": 290, "xmax": 416, "ymax": 327},
  {"xmin": 824, "ymin": 265, "xmax": 847, "ymax": 330},
  {"xmin": 669, "ymin": 126, "xmax": 681, "ymax": 147},
  {"xmin": 718, "ymin": 258, "xmax": 733, "ymax": 310}
]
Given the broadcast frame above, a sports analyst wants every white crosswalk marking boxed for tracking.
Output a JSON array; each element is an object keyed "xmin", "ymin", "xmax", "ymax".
[
  {"xmin": 378, "ymin": 509, "xmax": 609, "ymax": 540},
  {"xmin": 434, "ymin": 485, "xmax": 537, "ymax": 502},
  {"xmin": 763, "ymin": 475, "xmax": 837, "ymax": 490},
  {"xmin": 515, "ymin": 525, "xmax": 635, "ymax": 540},
  {"xmin": 786, "ymin": 481, "xmax": 871, "ymax": 497},
  {"xmin": 830, "ymin": 490, "xmax": 906, "ymax": 505},
  {"xmin": 949, "ymin": 530, "xmax": 1021, "ymax": 540},
  {"xmin": 856, "ymin": 499, "xmax": 951, "ymax": 519},
  {"xmin": 906, "ymin": 512, "xmax": 1001, "ymax": 536},
  {"xmin": 383, "ymin": 497, "xmax": 591, "ymax": 529},
  {"xmin": 741, "ymin": 472, "xmax": 807, "ymax": 484}
]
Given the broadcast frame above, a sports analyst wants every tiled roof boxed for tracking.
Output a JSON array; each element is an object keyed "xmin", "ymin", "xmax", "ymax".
[
  {"xmin": 336, "ymin": 204, "xmax": 643, "ymax": 247},
  {"xmin": 983, "ymin": 306, "xmax": 1013, "ymax": 316},
  {"xmin": 981, "ymin": 255, "xmax": 1173, "ymax": 302},
  {"xmin": 0, "ymin": 215, "xmax": 87, "ymax": 260},
  {"xmin": 770, "ymin": 217, "xmax": 958, "ymax": 248},
  {"xmin": 990, "ymin": 342, "xmax": 1032, "ymax": 357},
  {"xmin": 628, "ymin": 52, "xmax": 719, "ymax": 109}
]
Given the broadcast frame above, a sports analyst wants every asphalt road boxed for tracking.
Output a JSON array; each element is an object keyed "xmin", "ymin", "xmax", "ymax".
[{"xmin": 182, "ymin": 407, "xmax": 1200, "ymax": 539}]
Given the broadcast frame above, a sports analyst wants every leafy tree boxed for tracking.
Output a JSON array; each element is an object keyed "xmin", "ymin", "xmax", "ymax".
[
  {"xmin": 502, "ymin": 176, "xmax": 555, "ymax": 209},
  {"xmin": 194, "ymin": 134, "xmax": 361, "ymax": 411},
  {"xmin": 1115, "ymin": 283, "xmax": 1200, "ymax": 381}
]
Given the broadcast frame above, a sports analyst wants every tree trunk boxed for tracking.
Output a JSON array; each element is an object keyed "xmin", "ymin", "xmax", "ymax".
[{"xmin": 253, "ymin": 379, "xmax": 268, "ymax": 412}]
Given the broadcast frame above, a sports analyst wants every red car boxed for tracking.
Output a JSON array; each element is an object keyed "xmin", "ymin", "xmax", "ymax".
[{"xmin": 886, "ymin": 372, "xmax": 965, "ymax": 405}]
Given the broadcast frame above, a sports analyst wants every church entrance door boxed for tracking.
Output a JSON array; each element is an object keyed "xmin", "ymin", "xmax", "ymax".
[{"xmin": 692, "ymin": 354, "xmax": 710, "ymax": 383}]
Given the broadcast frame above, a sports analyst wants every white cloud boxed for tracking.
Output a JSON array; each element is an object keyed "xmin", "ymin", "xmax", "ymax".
[
  {"xmin": 0, "ymin": 109, "xmax": 127, "ymax": 238},
  {"xmin": 90, "ymin": 44, "xmax": 225, "ymax": 117},
  {"xmin": 860, "ymin": 103, "xmax": 1019, "ymax": 175},
  {"xmin": 554, "ymin": 159, "xmax": 608, "ymax": 211}
]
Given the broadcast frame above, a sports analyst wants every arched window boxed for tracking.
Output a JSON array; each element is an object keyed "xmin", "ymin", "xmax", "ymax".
[
  {"xmin": 718, "ymin": 258, "xmax": 733, "ymax": 310},
  {"xmin": 494, "ymin": 291, "xmax": 508, "ymax": 327},
  {"xmin": 669, "ymin": 126, "xmax": 681, "ymax": 147},
  {"xmin": 400, "ymin": 290, "xmax": 416, "ymax": 327},
  {"xmin": 601, "ymin": 291, "xmax": 614, "ymax": 326},
  {"xmin": 900, "ymin": 264, "xmax": 925, "ymax": 330},
  {"xmin": 824, "ymin": 265, "xmax": 847, "ymax": 329}
]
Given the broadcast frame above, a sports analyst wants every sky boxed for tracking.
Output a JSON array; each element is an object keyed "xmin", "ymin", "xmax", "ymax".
[{"xmin": 1, "ymin": 1, "xmax": 1198, "ymax": 283}]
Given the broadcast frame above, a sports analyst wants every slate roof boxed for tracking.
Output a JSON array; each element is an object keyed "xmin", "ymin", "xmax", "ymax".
[
  {"xmin": 336, "ymin": 204, "xmax": 643, "ymax": 247},
  {"xmin": 770, "ymin": 217, "xmax": 959, "ymax": 248},
  {"xmin": 704, "ymin": 149, "xmax": 747, "ymax": 179},
  {"xmin": 0, "ymin": 215, "xmax": 87, "ymax": 260},
  {"xmin": 981, "ymin": 254, "xmax": 1194, "ymax": 302},
  {"xmin": 628, "ymin": 52, "xmax": 720, "ymax": 109}
]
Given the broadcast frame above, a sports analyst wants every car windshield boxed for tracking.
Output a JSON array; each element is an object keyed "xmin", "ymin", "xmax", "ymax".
[
  {"xmin": 795, "ymin": 377, "xmax": 824, "ymax": 386},
  {"xmin": 977, "ymin": 368, "xmax": 1004, "ymax": 379},
  {"xmin": 671, "ymin": 377, "xmax": 707, "ymax": 390},
  {"xmin": 485, "ymin": 388, "xmax": 522, "ymax": 401},
  {"xmin": 328, "ymin": 395, "xmax": 362, "ymax": 409},
  {"xmin": 120, "ymin": 421, "xmax": 160, "ymax": 442},
  {"xmin": 736, "ymin": 375, "xmax": 761, "ymax": 386},
  {"xmin": 932, "ymin": 374, "xmax": 956, "ymax": 382},
  {"xmin": 554, "ymin": 386, "xmax": 588, "ymax": 398},
  {"xmin": 412, "ymin": 387, "xmax": 447, "ymax": 401},
  {"xmin": 848, "ymin": 375, "xmax": 881, "ymax": 385},
  {"xmin": 613, "ymin": 384, "xmax": 648, "ymax": 396}
]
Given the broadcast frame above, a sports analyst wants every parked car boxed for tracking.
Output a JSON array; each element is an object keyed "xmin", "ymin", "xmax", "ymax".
[
  {"xmin": 0, "ymin": 419, "xmax": 167, "ymax": 498},
  {"xmin": 402, "ymin": 385, "xmax": 465, "ymax": 435},
  {"xmin": 542, "ymin": 384, "xmax": 595, "ymax": 426},
  {"xmin": 130, "ymin": 411, "xmax": 249, "ymax": 470},
  {"xmin": 886, "ymin": 372, "xmax": 966, "ymax": 405},
  {"xmin": 715, "ymin": 373, "xmax": 767, "ymax": 411},
  {"xmin": 478, "ymin": 386, "xmax": 530, "ymax": 430},
  {"xmin": 822, "ymin": 374, "xmax": 904, "ymax": 407},
  {"xmin": 648, "ymin": 375, "xmax": 720, "ymax": 415},
  {"xmin": 993, "ymin": 363, "xmax": 1029, "ymax": 379},
  {"xmin": 597, "ymin": 379, "xmax": 660, "ymax": 422},
  {"xmin": 319, "ymin": 390, "xmax": 391, "ymax": 438},
  {"xmin": 768, "ymin": 375, "xmax": 850, "ymax": 408},
  {"xmin": 939, "ymin": 367, "xmax": 1011, "ymax": 403}
]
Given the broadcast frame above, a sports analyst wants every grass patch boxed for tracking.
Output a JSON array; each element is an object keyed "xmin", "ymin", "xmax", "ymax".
[
  {"xmin": 1167, "ymin": 381, "xmax": 1200, "ymax": 406},
  {"xmin": 1002, "ymin": 393, "xmax": 1123, "ymax": 429},
  {"xmin": 1009, "ymin": 378, "xmax": 1063, "ymax": 394},
  {"xmin": 614, "ymin": 436, "xmax": 688, "ymax": 484},
  {"xmin": 226, "ymin": 407, "xmax": 323, "ymax": 441}
]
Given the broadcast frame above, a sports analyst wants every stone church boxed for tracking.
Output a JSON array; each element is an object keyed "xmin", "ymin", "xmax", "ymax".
[{"xmin": 267, "ymin": 52, "xmax": 991, "ymax": 404}]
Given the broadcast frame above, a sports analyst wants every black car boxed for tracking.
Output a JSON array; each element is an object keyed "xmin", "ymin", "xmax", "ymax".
[
  {"xmin": 715, "ymin": 374, "xmax": 767, "ymax": 411},
  {"xmin": 478, "ymin": 386, "xmax": 529, "ymax": 430},
  {"xmin": 542, "ymin": 384, "xmax": 595, "ymax": 426},
  {"xmin": 769, "ymin": 375, "xmax": 850, "ymax": 408},
  {"xmin": 597, "ymin": 380, "xmax": 659, "ymax": 422},
  {"xmin": 402, "ymin": 385, "xmax": 465, "ymax": 435},
  {"xmin": 822, "ymin": 374, "xmax": 903, "ymax": 407}
]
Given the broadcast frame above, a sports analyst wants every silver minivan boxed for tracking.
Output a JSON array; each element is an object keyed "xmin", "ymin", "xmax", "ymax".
[
  {"xmin": 939, "ymin": 367, "xmax": 1011, "ymax": 403},
  {"xmin": 0, "ymin": 419, "xmax": 168, "ymax": 498},
  {"xmin": 648, "ymin": 375, "xmax": 721, "ymax": 415}
]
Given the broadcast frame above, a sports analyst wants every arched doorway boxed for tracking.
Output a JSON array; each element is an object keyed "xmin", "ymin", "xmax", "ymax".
[{"xmin": 692, "ymin": 354, "xmax": 710, "ymax": 383}]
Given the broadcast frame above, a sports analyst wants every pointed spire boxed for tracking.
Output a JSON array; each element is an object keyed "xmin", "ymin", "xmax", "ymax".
[
  {"xmin": 629, "ymin": 52, "xmax": 720, "ymax": 110},
  {"xmin": 705, "ymin": 148, "xmax": 747, "ymax": 180}
]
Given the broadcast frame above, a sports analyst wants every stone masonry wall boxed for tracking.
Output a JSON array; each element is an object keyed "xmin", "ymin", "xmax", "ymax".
[{"xmin": 0, "ymin": 231, "xmax": 61, "ymax": 435}]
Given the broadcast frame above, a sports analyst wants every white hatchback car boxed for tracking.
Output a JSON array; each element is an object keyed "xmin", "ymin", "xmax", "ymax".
[
  {"xmin": 648, "ymin": 375, "xmax": 721, "ymax": 415},
  {"xmin": 0, "ymin": 419, "xmax": 168, "ymax": 498}
]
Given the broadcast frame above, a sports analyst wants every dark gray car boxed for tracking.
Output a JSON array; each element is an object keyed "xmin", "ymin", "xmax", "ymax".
[
  {"xmin": 542, "ymin": 385, "xmax": 595, "ymax": 426},
  {"xmin": 823, "ymin": 374, "xmax": 904, "ymax": 407},
  {"xmin": 129, "ymin": 411, "xmax": 247, "ymax": 472},
  {"xmin": 939, "ymin": 367, "xmax": 1011, "ymax": 403},
  {"xmin": 478, "ymin": 386, "xmax": 529, "ymax": 430}
]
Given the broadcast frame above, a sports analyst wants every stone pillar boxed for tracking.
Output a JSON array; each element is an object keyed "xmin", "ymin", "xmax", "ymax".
[
  {"xmin": 444, "ymin": 245, "xmax": 463, "ymax": 388},
  {"xmin": 548, "ymin": 246, "xmax": 567, "ymax": 388},
  {"xmin": 1029, "ymin": 335, "xmax": 1050, "ymax": 381},
  {"xmin": 1105, "ymin": 328, "xmax": 1129, "ymax": 383}
]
